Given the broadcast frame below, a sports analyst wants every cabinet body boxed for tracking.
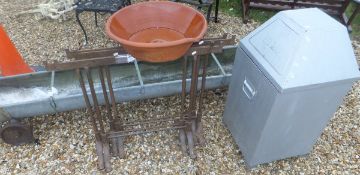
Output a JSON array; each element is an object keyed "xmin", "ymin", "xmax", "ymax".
[
  {"xmin": 223, "ymin": 47, "xmax": 354, "ymax": 167},
  {"xmin": 224, "ymin": 8, "xmax": 360, "ymax": 167}
]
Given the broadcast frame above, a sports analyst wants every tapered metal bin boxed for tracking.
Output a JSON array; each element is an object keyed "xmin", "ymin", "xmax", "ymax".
[{"xmin": 223, "ymin": 8, "xmax": 360, "ymax": 167}]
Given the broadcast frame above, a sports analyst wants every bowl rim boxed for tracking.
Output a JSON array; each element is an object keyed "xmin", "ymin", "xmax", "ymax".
[{"xmin": 105, "ymin": 1, "xmax": 208, "ymax": 48}]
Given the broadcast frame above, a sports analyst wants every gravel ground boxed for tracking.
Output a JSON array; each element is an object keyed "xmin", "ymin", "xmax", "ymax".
[{"xmin": 0, "ymin": 1, "xmax": 359, "ymax": 174}]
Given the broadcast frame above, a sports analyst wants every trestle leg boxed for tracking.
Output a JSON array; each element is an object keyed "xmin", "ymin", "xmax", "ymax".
[
  {"xmin": 179, "ymin": 129, "xmax": 187, "ymax": 153},
  {"xmin": 95, "ymin": 137, "xmax": 105, "ymax": 170},
  {"xmin": 186, "ymin": 127, "xmax": 196, "ymax": 159}
]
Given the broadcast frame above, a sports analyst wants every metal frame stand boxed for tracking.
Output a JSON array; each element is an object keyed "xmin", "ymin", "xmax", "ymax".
[{"xmin": 45, "ymin": 34, "xmax": 235, "ymax": 172}]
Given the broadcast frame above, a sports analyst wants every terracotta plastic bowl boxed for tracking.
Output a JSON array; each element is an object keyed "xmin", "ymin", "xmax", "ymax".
[{"xmin": 105, "ymin": 1, "xmax": 207, "ymax": 62}]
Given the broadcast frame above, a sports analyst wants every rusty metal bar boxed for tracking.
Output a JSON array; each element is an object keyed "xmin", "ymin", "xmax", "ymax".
[
  {"xmin": 198, "ymin": 55, "xmax": 209, "ymax": 119},
  {"xmin": 99, "ymin": 66, "xmax": 120, "ymax": 156},
  {"xmin": 185, "ymin": 53, "xmax": 203, "ymax": 159},
  {"xmin": 108, "ymin": 125, "xmax": 186, "ymax": 138},
  {"xmin": 76, "ymin": 68, "xmax": 106, "ymax": 170},
  {"xmin": 99, "ymin": 67, "xmax": 112, "ymax": 119},
  {"xmin": 189, "ymin": 55, "xmax": 200, "ymax": 111},
  {"xmin": 104, "ymin": 66, "xmax": 118, "ymax": 124},
  {"xmin": 181, "ymin": 56, "xmax": 188, "ymax": 111},
  {"xmin": 66, "ymin": 47, "xmax": 127, "ymax": 60},
  {"xmin": 121, "ymin": 116, "xmax": 188, "ymax": 127},
  {"xmin": 180, "ymin": 56, "xmax": 189, "ymax": 154},
  {"xmin": 195, "ymin": 54, "xmax": 209, "ymax": 145},
  {"xmin": 85, "ymin": 67, "xmax": 105, "ymax": 133},
  {"xmin": 76, "ymin": 69, "xmax": 99, "ymax": 135},
  {"xmin": 44, "ymin": 56, "xmax": 127, "ymax": 71}
]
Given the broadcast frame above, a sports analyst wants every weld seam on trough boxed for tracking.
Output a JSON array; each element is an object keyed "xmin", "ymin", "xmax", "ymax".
[
  {"xmin": 211, "ymin": 53, "xmax": 227, "ymax": 76},
  {"xmin": 3, "ymin": 74, "xmax": 231, "ymax": 120},
  {"xmin": 0, "ymin": 108, "xmax": 11, "ymax": 123},
  {"xmin": 133, "ymin": 59, "xmax": 145, "ymax": 94},
  {"xmin": 50, "ymin": 71, "xmax": 55, "ymax": 88}
]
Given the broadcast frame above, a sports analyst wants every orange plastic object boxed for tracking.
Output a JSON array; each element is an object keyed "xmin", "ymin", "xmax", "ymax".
[
  {"xmin": 0, "ymin": 25, "xmax": 33, "ymax": 76},
  {"xmin": 106, "ymin": 1, "xmax": 207, "ymax": 62}
]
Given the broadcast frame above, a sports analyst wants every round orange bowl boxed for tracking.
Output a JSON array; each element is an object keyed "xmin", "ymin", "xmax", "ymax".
[{"xmin": 105, "ymin": 1, "xmax": 207, "ymax": 62}]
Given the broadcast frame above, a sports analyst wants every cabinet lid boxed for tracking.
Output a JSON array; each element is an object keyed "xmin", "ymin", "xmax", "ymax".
[{"xmin": 240, "ymin": 8, "xmax": 360, "ymax": 92}]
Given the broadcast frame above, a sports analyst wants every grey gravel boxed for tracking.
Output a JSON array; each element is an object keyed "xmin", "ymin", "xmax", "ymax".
[{"xmin": 0, "ymin": 0, "xmax": 359, "ymax": 174}]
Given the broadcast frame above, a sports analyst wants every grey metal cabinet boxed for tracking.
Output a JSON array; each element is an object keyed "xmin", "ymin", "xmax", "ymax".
[{"xmin": 223, "ymin": 8, "xmax": 360, "ymax": 167}]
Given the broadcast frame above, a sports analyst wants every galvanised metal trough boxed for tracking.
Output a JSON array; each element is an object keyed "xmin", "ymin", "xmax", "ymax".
[{"xmin": 0, "ymin": 46, "xmax": 236, "ymax": 123}]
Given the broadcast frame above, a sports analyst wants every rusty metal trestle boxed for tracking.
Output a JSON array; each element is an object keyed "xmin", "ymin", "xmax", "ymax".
[{"xmin": 45, "ymin": 34, "xmax": 235, "ymax": 172}]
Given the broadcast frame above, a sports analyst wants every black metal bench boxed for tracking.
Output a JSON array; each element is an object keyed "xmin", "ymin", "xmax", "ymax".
[
  {"xmin": 175, "ymin": 0, "xmax": 220, "ymax": 22},
  {"xmin": 242, "ymin": 0, "xmax": 359, "ymax": 30},
  {"xmin": 75, "ymin": 0, "xmax": 131, "ymax": 45}
]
